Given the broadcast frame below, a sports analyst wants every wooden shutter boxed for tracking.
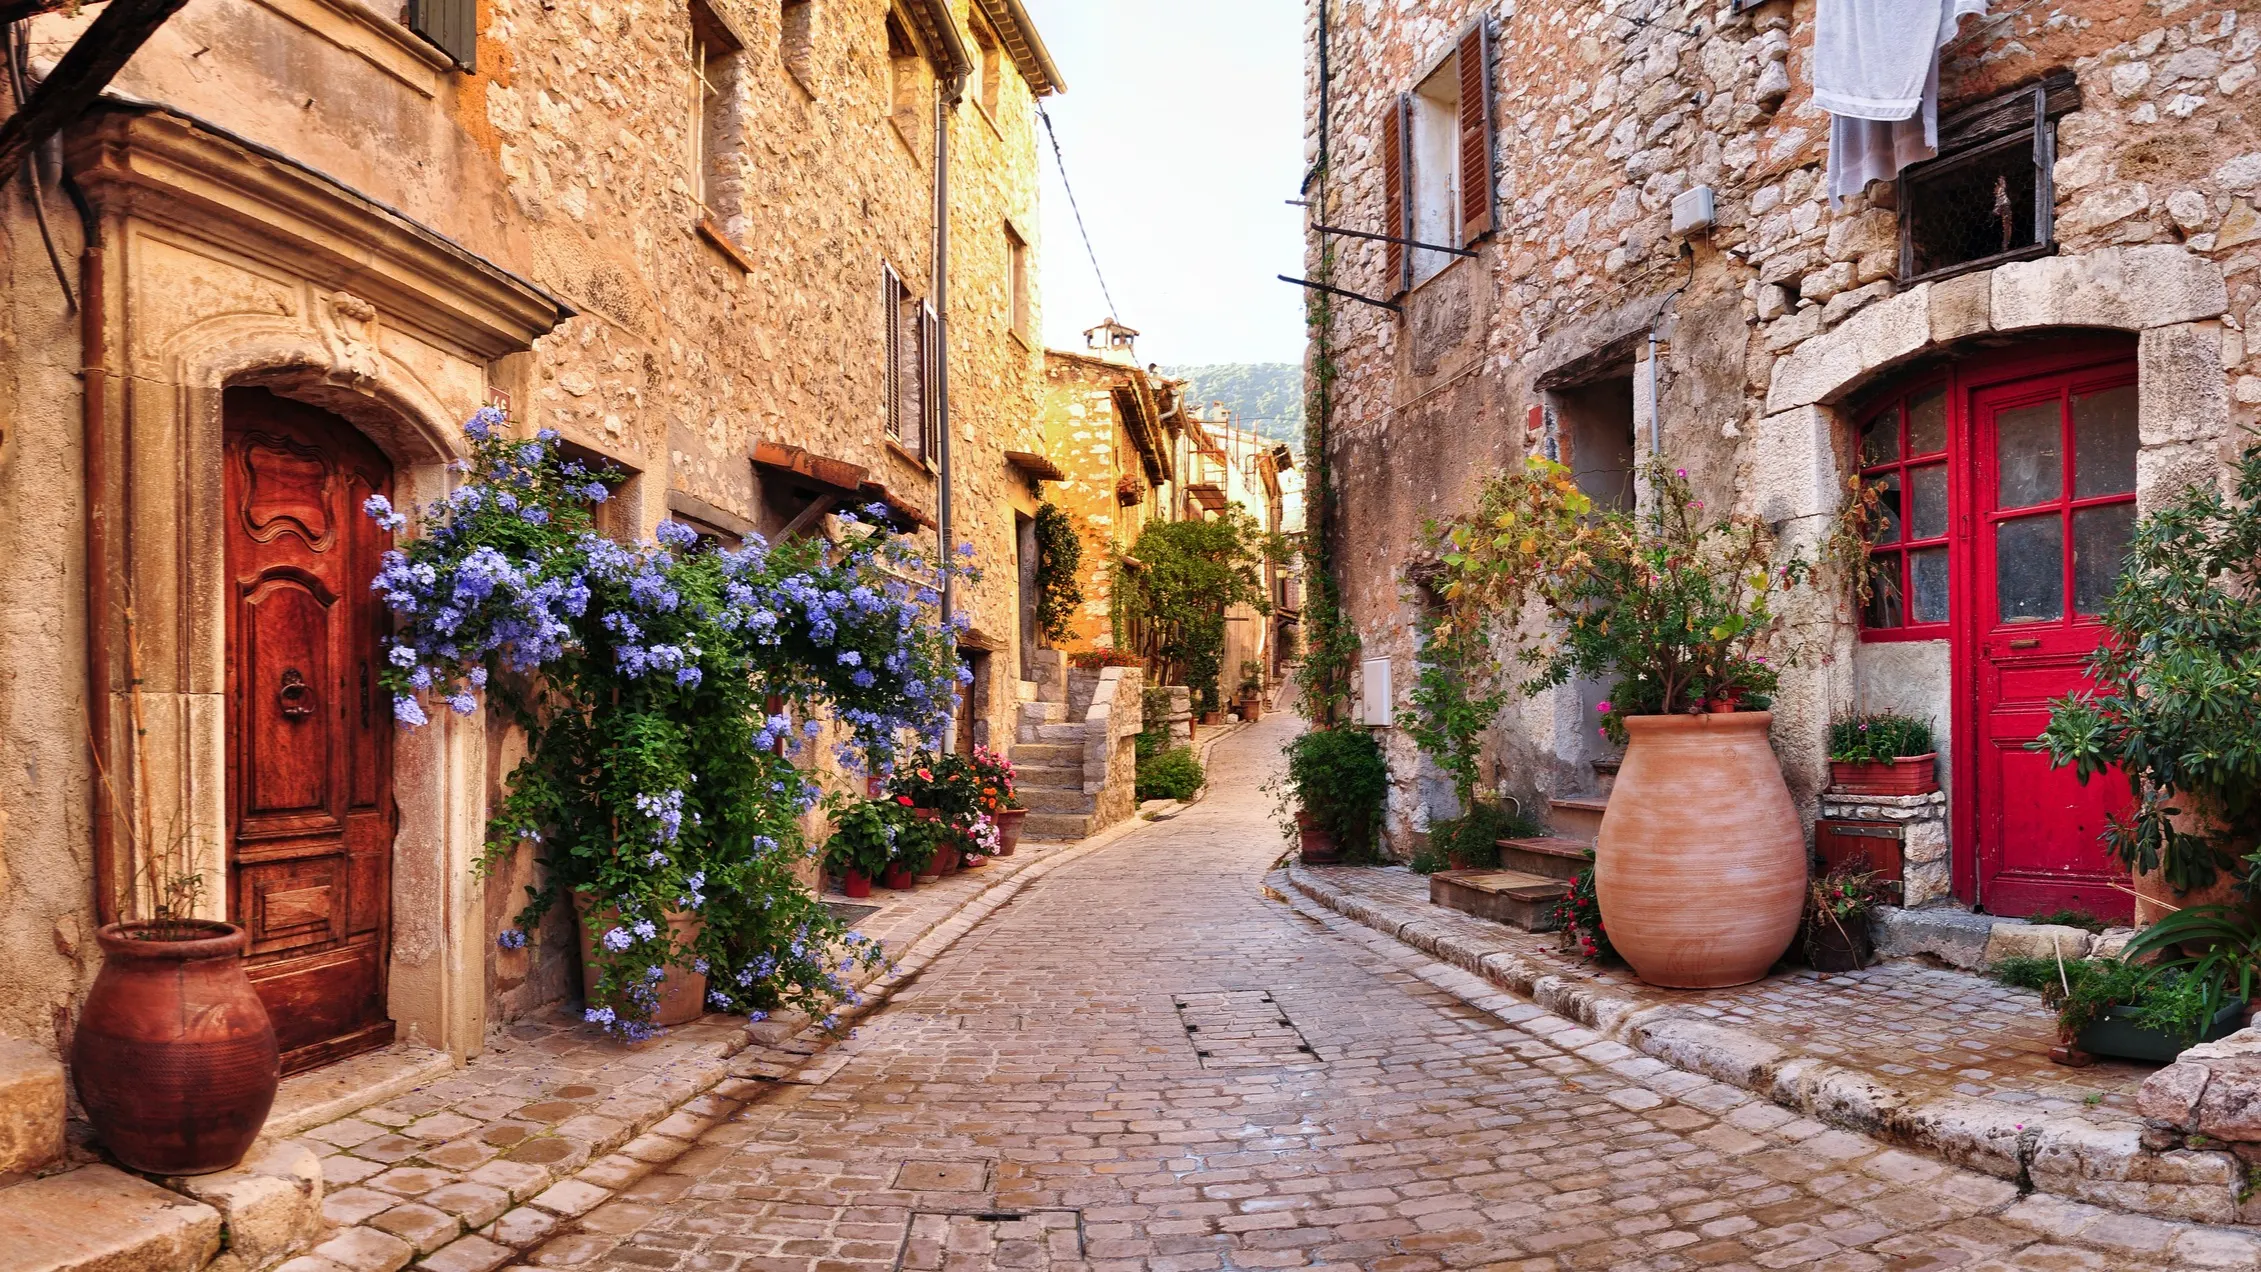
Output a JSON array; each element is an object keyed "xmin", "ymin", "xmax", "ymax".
[
  {"xmin": 408, "ymin": 0, "xmax": 477, "ymax": 70},
  {"xmin": 1456, "ymin": 21, "xmax": 1495, "ymax": 243},
  {"xmin": 1382, "ymin": 93, "xmax": 1410, "ymax": 296},
  {"xmin": 918, "ymin": 300, "xmax": 940, "ymax": 462},
  {"xmin": 882, "ymin": 265, "xmax": 903, "ymax": 442}
]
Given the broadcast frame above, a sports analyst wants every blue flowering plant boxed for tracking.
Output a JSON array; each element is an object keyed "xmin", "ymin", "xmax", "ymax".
[{"xmin": 372, "ymin": 409, "xmax": 966, "ymax": 1037}]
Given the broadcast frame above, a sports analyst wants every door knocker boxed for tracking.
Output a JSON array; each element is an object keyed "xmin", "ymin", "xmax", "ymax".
[{"xmin": 278, "ymin": 668, "xmax": 315, "ymax": 719}]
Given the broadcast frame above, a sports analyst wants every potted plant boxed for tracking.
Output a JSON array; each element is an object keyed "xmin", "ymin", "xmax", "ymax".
[
  {"xmin": 1828, "ymin": 713, "xmax": 1938, "ymax": 795},
  {"xmin": 1273, "ymin": 726, "xmax": 1388, "ymax": 866},
  {"xmin": 2037, "ymin": 442, "xmax": 2261, "ymax": 921},
  {"xmin": 892, "ymin": 754, "xmax": 986, "ymax": 876},
  {"xmin": 1805, "ymin": 861, "xmax": 1887, "ymax": 972},
  {"xmin": 823, "ymin": 797, "xmax": 900, "ymax": 898},
  {"xmin": 967, "ymin": 745, "xmax": 1025, "ymax": 855},
  {"xmin": 1422, "ymin": 459, "xmax": 1854, "ymax": 988},
  {"xmin": 1237, "ymin": 660, "xmax": 1265, "ymax": 721},
  {"xmin": 882, "ymin": 807, "xmax": 938, "ymax": 889},
  {"xmin": 366, "ymin": 412, "xmax": 946, "ymax": 1039},
  {"xmin": 1994, "ymin": 952, "xmax": 2244, "ymax": 1063}
]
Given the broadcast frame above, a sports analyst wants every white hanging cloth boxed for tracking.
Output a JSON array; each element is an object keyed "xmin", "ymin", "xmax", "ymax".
[{"xmin": 1816, "ymin": 0, "xmax": 1990, "ymax": 205}]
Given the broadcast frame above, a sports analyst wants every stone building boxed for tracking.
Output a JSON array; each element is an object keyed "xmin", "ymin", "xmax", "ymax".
[
  {"xmin": 0, "ymin": 0, "xmax": 1062, "ymax": 1116},
  {"xmin": 1303, "ymin": 0, "xmax": 2258, "ymax": 918}
]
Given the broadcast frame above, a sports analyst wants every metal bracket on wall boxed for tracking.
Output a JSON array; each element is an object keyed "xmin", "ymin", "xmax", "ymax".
[{"xmin": 1276, "ymin": 274, "xmax": 1401, "ymax": 314}]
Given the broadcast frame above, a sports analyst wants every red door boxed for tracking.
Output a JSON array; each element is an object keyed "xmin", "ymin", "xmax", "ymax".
[
  {"xmin": 1965, "ymin": 356, "xmax": 2138, "ymax": 919},
  {"xmin": 224, "ymin": 388, "xmax": 397, "ymax": 1074}
]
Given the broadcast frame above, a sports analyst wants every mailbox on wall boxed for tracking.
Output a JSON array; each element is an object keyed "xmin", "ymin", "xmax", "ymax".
[
  {"xmin": 1360, "ymin": 658, "xmax": 1393, "ymax": 727},
  {"xmin": 1815, "ymin": 819, "xmax": 1905, "ymax": 897}
]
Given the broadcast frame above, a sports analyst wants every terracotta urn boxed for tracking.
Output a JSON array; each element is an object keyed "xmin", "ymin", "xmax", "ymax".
[
  {"xmin": 2132, "ymin": 795, "xmax": 2253, "ymax": 926},
  {"xmin": 573, "ymin": 895, "xmax": 708, "ymax": 1028},
  {"xmin": 1595, "ymin": 712, "xmax": 1805, "ymax": 988},
  {"xmin": 1296, "ymin": 811, "xmax": 1342, "ymax": 865},
  {"xmin": 992, "ymin": 807, "xmax": 1026, "ymax": 856},
  {"xmin": 73, "ymin": 921, "xmax": 279, "ymax": 1175}
]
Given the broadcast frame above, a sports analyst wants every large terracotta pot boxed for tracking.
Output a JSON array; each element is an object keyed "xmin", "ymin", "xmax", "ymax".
[
  {"xmin": 2132, "ymin": 796, "xmax": 2254, "ymax": 926},
  {"xmin": 73, "ymin": 921, "xmax": 279, "ymax": 1175},
  {"xmin": 993, "ymin": 808, "xmax": 1026, "ymax": 856},
  {"xmin": 573, "ymin": 895, "xmax": 708, "ymax": 1028},
  {"xmin": 1596, "ymin": 712, "xmax": 1805, "ymax": 989}
]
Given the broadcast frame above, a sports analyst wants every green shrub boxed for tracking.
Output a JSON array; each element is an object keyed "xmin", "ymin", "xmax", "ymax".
[
  {"xmin": 1137, "ymin": 747, "xmax": 1204, "ymax": 802},
  {"xmin": 1991, "ymin": 955, "xmax": 2225, "ymax": 1044},
  {"xmin": 1827, "ymin": 712, "xmax": 1934, "ymax": 763},
  {"xmin": 1275, "ymin": 727, "xmax": 1388, "ymax": 856},
  {"xmin": 1411, "ymin": 800, "xmax": 1542, "ymax": 873}
]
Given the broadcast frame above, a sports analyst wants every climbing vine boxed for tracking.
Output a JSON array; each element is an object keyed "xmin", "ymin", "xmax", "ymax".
[
  {"xmin": 1032, "ymin": 501, "xmax": 1083, "ymax": 644},
  {"xmin": 1398, "ymin": 608, "xmax": 1505, "ymax": 810},
  {"xmin": 1294, "ymin": 241, "xmax": 1359, "ymax": 725}
]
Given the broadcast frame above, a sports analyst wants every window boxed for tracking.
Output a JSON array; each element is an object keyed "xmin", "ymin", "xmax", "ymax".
[
  {"xmin": 1900, "ymin": 72, "xmax": 2077, "ymax": 282},
  {"xmin": 687, "ymin": 0, "xmax": 746, "ymax": 216},
  {"xmin": 969, "ymin": 9, "xmax": 1002, "ymax": 119},
  {"xmin": 779, "ymin": 0, "xmax": 813, "ymax": 88},
  {"xmin": 1858, "ymin": 383, "xmax": 1952, "ymax": 633},
  {"xmin": 1379, "ymin": 22, "xmax": 1494, "ymax": 294},
  {"xmin": 1005, "ymin": 223, "xmax": 1030, "ymax": 341},
  {"xmin": 408, "ymin": 0, "xmax": 476, "ymax": 69},
  {"xmin": 886, "ymin": 11, "xmax": 924, "ymax": 146},
  {"xmin": 556, "ymin": 440, "xmax": 640, "ymax": 543},
  {"xmin": 882, "ymin": 263, "xmax": 938, "ymax": 463}
]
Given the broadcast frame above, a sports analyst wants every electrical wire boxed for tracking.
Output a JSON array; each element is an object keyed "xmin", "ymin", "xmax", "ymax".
[{"xmin": 1036, "ymin": 101, "xmax": 1119, "ymax": 324}]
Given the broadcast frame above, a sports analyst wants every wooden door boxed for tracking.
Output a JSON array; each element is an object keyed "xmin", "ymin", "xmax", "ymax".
[
  {"xmin": 223, "ymin": 388, "xmax": 397, "ymax": 1074},
  {"xmin": 1966, "ymin": 359, "xmax": 2138, "ymax": 919}
]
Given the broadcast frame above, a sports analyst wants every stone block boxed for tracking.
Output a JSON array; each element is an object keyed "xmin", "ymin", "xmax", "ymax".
[
  {"xmin": 166, "ymin": 1139, "xmax": 327, "ymax": 1271},
  {"xmin": 369, "ymin": 1202, "xmax": 462, "ymax": 1255},
  {"xmin": 1982, "ymin": 922, "xmax": 2096, "ymax": 965},
  {"xmin": 1872, "ymin": 905, "xmax": 1997, "ymax": 969},
  {"xmin": 485, "ymin": 1207, "xmax": 558, "ymax": 1248},
  {"xmin": 314, "ymin": 1226, "xmax": 417, "ymax": 1272},
  {"xmin": 464, "ymin": 1160, "xmax": 553, "ymax": 1204},
  {"xmin": 0, "ymin": 1164, "xmax": 223, "ymax": 1272},
  {"xmin": 529, "ymin": 1178, "xmax": 611, "ymax": 1218},
  {"xmin": 1991, "ymin": 245, "xmax": 2228, "ymax": 333},
  {"xmin": 419, "ymin": 1235, "xmax": 514, "ymax": 1272},
  {"xmin": 2139, "ymin": 323, "xmax": 2232, "ymax": 444},
  {"xmin": 0, "ymin": 1037, "xmax": 65, "ymax": 1177},
  {"xmin": 2194, "ymin": 1057, "xmax": 2261, "ymax": 1141},
  {"xmin": 423, "ymin": 1181, "xmax": 513, "ymax": 1229},
  {"xmin": 1929, "ymin": 269, "xmax": 1992, "ymax": 343},
  {"xmin": 1763, "ymin": 284, "xmax": 1928, "ymax": 412},
  {"xmin": 1750, "ymin": 405, "xmax": 1837, "ymax": 523},
  {"xmin": 1903, "ymin": 819, "xmax": 1948, "ymax": 865}
]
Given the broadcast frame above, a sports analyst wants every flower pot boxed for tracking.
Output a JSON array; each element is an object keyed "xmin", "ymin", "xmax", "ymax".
[
  {"xmin": 1201, "ymin": 709, "xmax": 1225, "ymax": 726},
  {"xmin": 1596, "ymin": 712, "xmax": 1806, "ymax": 989},
  {"xmin": 883, "ymin": 864, "xmax": 917, "ymax": 890},
  {"xmin": 573, "ymin": 895, "xmax": 708, "ymax": 1029},
  {"xmin": 993, "ymin": 808, "xmax": 1026, "ymax": 856},
  {"xmin": 1827, "ymin": 753, "xmax": 1939, "ymax": 796},
  {"xmin": 841, "ymin": 868, "xmax": 873, "ymax": 899},
  {"xmin": 1804, "ymin": 917, "xmax": 1871, "ymax": 973},
  {"xmin": 933, "ymin": 842, "xmax": 961, "ymax": 875},
  {"xmin": 1296, "ymin": 811, "xmax": 1342, "ymax": 865},
  {"xmin": 1239, "ymin": 696, "xmax": 1262, "ymax": 722},
  {"xmin": 962, "ymin": 853, "xmax": 989, "ymax": 869},
  {"xmin": 2132, "ymin": 796, "xmax": 2255, "ymax": 926},
  {"xmin": 72, "ymin": 921, "xmax": 279, "ymax": 1175},
  {"xmin": 2076, "ymin": 998, "xmax": 2246, "ymax": 1063}
]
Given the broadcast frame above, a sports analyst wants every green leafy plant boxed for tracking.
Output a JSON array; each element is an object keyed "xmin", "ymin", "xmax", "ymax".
[
  {"xmin": 1553, "ymin": 852, "xmax": 1614, "ymax": 962},
  {"xmin": 1804, "ymin": 860, "xmax": 1890, "ymax": 966},
  {"xmin": 1272, "ymin": 726, "xmax": 1388, "ymax": 856},
  {"xmin": 1069, "ymin": 648, "xmax": 1142, "ymax": 669},
  {"xmin": 1410, "ymin": 800, "xmax": 1541, "ymax": 874},
  {"xmin": 888, "ymin": 753, "xmax": 987, "ymax": 829},
  {"xmin": 1113, "ymin": 509, "xmax": 1279, "ymax": 710},
  {"xmin": 1828, "ymin": 712, "xmax": 1934, "ymax": 763},
  {"xmin": 1033, "ymin": 501, "xmax": 1084, "ymax": 644},
  {"xmin": 1239, "ymin": 659, "xmax": 1265, "ymax": 696},
  {"xmin": 1992, "ymin": 954, "xmax": 2229, "ymax": 1045},
  {"xmin": 2123, "ymin": 904, "xmax": 2261, "ymax": 1030},
  {"xmin": 821, "ymin": 797, "xmax": 901, "ymax": 881},
  {"xmin": 1423, "ymin": 458, "xmax": 1830, "ymax": 745},
  {"xmin": 1399, "ymin": 609, "xmax": 1508, "ymax": 809},
  {"xmin": 1136, "ymin": 746, "xmax": 1205, "ymax": 802},
  {"xmin": 2035, "ymin": 442, "xmax": 2261, "ymax": 895}
]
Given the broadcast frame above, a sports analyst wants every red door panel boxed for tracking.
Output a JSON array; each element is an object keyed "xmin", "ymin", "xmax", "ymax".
[
  {"xmin": 1966, "ymin": 361, "xmax": 2137, "ymax": 920},
  {"xmin": 224, "ymin": 387, "xmax": 397, "ymax": 1074}
]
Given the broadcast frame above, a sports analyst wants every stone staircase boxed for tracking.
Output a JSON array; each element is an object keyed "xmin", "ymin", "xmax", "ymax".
[
  {"xmin": 0, "ymin": 1038, "xmax": 325, "ymax": 1272},
  {"xmin": 1429, "ymin": 758, "xmax": 1615, "ymax": 932},
  {"xmin": 1010, "ymin": 651, "xmax": 1141, "ymax": 842}
]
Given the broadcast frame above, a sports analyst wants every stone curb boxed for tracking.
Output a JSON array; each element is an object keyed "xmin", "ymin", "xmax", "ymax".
[{"xmin": 1277, "ymin": 863, "xmax": 2258, "ymax": 1231}]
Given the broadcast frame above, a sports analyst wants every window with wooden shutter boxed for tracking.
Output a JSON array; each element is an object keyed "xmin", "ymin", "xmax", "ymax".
[
  {"xmin": 883, "ymin": 263, "xmax": 907, "ymax": 444},
  {"xmin": 918, "ymin": 300, "xmax": 940, "ymax": 462},
  {"xmin": 408, "ymin": 0, "xmax": 476, "ymax": 70},
  {"xmin": 1455, "ymin": 21, "xmax": 1495, "ymax": 243},
  {"xmin": 1381, "ymin": 93, "xmax": 1409, "ymax": 296}
]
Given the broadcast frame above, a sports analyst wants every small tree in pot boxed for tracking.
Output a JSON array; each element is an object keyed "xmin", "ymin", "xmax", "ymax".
[
  {"xmin": 1423, "ymin": 458, "xmax": 1852, "ymax": 988},
  {"xmin": 1272, "ymin": 726, "xmax": 1388, "ymax": 864}
]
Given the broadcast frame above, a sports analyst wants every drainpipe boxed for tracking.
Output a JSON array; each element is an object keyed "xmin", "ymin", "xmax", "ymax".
[
  {"xmin": 66, "ymin": 166, "xmax": 115, "ymax": 923},
  {"xmin": 933, "ymin": 71, "xmax": 963, "ymax": 752}
]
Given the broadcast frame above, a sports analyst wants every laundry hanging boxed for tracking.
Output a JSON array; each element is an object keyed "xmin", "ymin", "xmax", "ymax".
[{"xmin": 1815, "ymin": 0, "xmax": 1991, "ymax": 205}]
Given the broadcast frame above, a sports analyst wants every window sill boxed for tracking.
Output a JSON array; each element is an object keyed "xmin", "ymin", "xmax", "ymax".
[
  {"xmin": 696, "ymin": 217, "xmax": 756, "ymax": 273},
  {"xmin": 885, "ymin": 438, "xmax": 936, "ymax": 476},
  {"xmin": 1857, "ymin": 625, "xmax": 1951, "ymax": 644},
  {"xmin": 889, "ymin": 114, "xmax": 925, "ymax": 165}
]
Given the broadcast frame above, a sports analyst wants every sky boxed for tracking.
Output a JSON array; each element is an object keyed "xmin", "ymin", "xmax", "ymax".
[{"xmin": 1019, "ymin": 1, "xmax": 1307, "ymax": 367}]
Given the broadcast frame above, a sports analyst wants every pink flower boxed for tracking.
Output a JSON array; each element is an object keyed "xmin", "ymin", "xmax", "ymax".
[
  {"xmin": 1675, "ymin": 467, "xmax": 1687, "ymax": 478},
  {"xmin": 1595, "ymin": 700, "xmax": 1612, "ymax": 712}
]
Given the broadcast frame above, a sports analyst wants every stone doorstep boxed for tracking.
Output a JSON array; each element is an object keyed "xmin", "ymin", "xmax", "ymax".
[
  {"xmin": 0, "ymin": 1164, "xmax": 224, "ymax": 1272},
  {"xmin": 0, "ymin": 1037, "xmax": 66, "ymax": 1178},
  {"xmin": 1278, "ymin": 863, "xmax": 2257, "ymax": 1230}
]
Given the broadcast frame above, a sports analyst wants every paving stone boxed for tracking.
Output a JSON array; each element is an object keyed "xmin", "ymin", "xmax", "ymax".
[
  {"xmin": 528, "ymin": 1178, "xmax": 611, "ymax": 1218},
  {"xmin": 368, "ymin": 1202, "xmax": 462, "ymax": 1255},
  {"xmin": 465, "ymin": 1159, "xmax": 554, "ymax": 1203},
  {"xmin": 315, "ymin": 1225, "xmax": 417, "ymax": 1272},
  {"xmin": 326, "ymin": 1185, "xmax": 406, "ymax": 1227},
  {"xmin": 368, "ymin": 1166, "xmax": 457, "ymax": 1197},
  {"xmin": 485, "ymin": 1208, "xmax": 559, "ymax": 1248},
  {"xmin": 423, "ymin": 1181, "xmax": 513, "ymax": 1228},
  {"xmin": 417, "ymin": 1234, "xmax": 514, "ymax": 1272}
]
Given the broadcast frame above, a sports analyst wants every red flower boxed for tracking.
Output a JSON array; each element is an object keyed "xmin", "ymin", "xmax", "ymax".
[{"xmin": 896, "ymin": 795, "xmax": 914, "ymax": 806}]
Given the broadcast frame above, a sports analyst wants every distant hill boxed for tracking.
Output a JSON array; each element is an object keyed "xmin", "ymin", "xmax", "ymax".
[{"xmin": 1160, "ymin": 363, "xmax": 1304, "ymax": 452}]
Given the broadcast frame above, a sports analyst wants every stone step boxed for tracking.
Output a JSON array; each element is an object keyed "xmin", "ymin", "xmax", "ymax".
[
  {"xmin": 0, "ymin": 1038, "xmax": 66, "ymax": 1177},
  {"xmin": 1020, "ymin": 785, "xmax": 1095, "ymax": 815},
  {"xmin": 1021, "ymin": 811, "xmax": 1092, "ymax": 841},
  {"xmin": 1029, "ymin": 722, "xmax": 1086, "ymax": 744},
  {"xmin": 1549, "ymin": 796, "xmax": 1608, "ymax": 844},
  {"xmin": 1016, "ymin": 678, "xmax": 1039, "ymax": 703},
  {"xmin": 1591, "ymin": 757, "xmax": 1620, "ymax": 797},
  {"xmin": 1017, "ymin": 699, "xmax": 1067, "ymax": 728},
  {"xmin": 1011, "ymin": 762, "xmax": 1084, "ymax": 789},
  {"xmin": 0, "ymin": 1165, "xmax": 222, "ymax": 1272},
  {"xmin": 1012, "ymin": 742, "xmax": 1082, "ymax": 767},
  {"xmin": 1429, "ymin": 868, "xmax": 1567, "ymax": 932},
  {"xmin": 1495, "ymin": 836, "xmax": 1593, "ymax": 882}
]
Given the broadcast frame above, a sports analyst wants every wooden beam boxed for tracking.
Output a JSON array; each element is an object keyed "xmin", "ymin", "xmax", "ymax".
[
  {"xmin": 777, "ymin": 492, "xmax": 838, "ymax": 541},
  {"xmin": 0, "ymin": 0, "xmax": 192, "ymax": 192}
]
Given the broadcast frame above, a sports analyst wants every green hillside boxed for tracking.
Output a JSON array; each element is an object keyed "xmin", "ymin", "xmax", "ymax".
[{"xmin": 1160, "ymin": 363, "xmax": 1304, "ymax": 452}]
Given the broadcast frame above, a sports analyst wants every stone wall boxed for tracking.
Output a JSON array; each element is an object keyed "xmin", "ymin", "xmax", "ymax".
[
  {"xmin": 1037, "ymin": 350, "xmax": 1174, "ymax": 650},
  {"xmin": 1306, "ymin": 0, "xmax": 2260, "ymax": 862}
]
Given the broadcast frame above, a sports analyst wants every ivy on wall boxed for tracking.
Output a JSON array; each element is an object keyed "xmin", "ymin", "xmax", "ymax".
[{"xmin": 1033, "ymin": 501, "xmax": 1083, "ymax": 645}]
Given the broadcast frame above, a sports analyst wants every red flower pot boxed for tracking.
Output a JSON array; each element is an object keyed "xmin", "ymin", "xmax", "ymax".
[
  {"xmin": 993, "ymin": 808, "xmax": 1026, "ymax": 856},
  {"xmin": 73, "ymin": 921, "xmax": 278, "ymax": 1175},
  {"xmin": 1296, "ymin": 812, "xmax": 1342, "ymax": 865},
  {"xmin": 883, "ymin": 864, "xmax": 917, "ymax": 890},
  {"xmin": 1827, "ymin": 753, "xmax": 1939, "ymax": 796},
  {"xmin": 841, "ymin": 868, "xmax": 873, "ymax": 899}
]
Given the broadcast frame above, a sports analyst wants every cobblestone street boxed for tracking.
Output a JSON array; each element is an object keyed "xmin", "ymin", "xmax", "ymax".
[{"xmin": 544, "ymin": 714, "xmax": 2237, "ymax": 1272}]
